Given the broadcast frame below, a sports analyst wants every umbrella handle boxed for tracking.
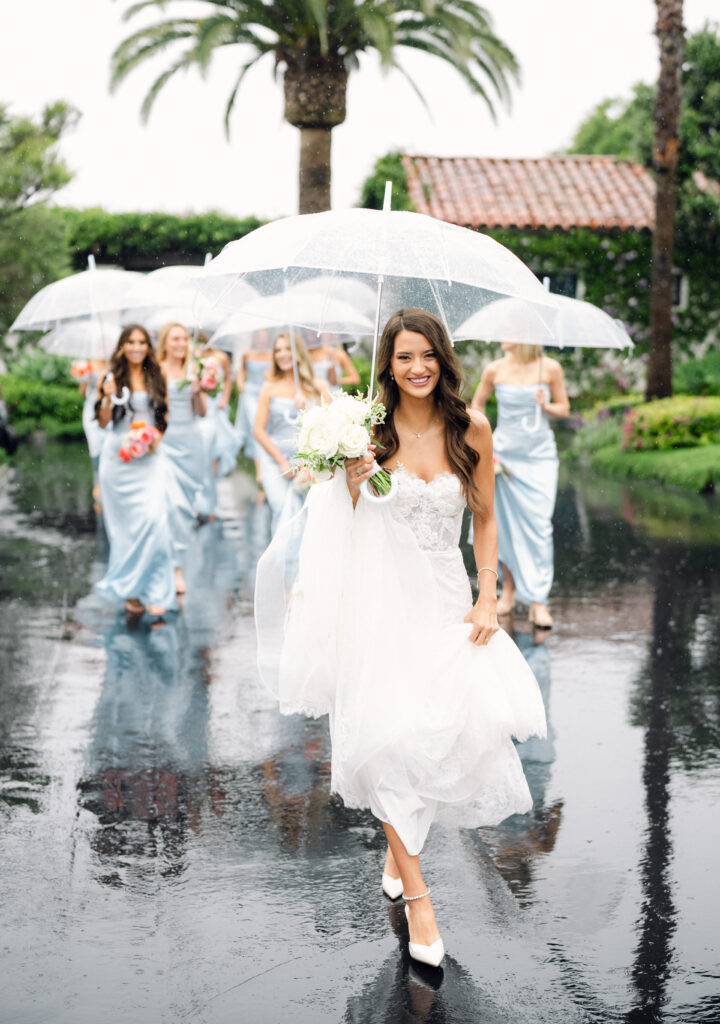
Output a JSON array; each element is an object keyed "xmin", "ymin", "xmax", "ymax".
[
  {"xmin": 111, "ymin": 386, "xmax": 131, "ymax": 407},
  {"xmin": 360, "ymin": 463, "xmax": 399, "ymax": 504},
  {"xmin": 521, "ymin": 404, "xmax": 542, "ymax": 433},
  {"xmin": 283, "ymin": 408, "xmax": 300, "ymax": 425}
]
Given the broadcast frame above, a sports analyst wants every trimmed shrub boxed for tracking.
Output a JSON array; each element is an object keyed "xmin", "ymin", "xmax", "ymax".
[
  {"xmin": 621, "ymin": 395, "xmax": 720, "ymax": 451},
  {"xmin": 0, "ymin": 374, "xmax": 84, "ymax": 438},
  {"xmin": 673, "ymin": 349, "xmax": 720, "ymax": 396}
]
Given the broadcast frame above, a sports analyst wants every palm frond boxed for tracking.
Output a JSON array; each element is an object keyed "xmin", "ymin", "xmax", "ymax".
[
  {"xmin": 140, "ymin": 53, "xmax": 194, "ymax": 121},
  {"xmin": 223, "ymin": 51, "xmax": 270, "ymax": 136},
  {"xmin": 111, "ymin": 21, "xmax": 198, "ymax": 90}
]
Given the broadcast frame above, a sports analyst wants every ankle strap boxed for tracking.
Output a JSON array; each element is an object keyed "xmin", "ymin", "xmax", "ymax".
[{"xmin": 404, "ymin": 889, "xmax": 430, "ymax": 902}]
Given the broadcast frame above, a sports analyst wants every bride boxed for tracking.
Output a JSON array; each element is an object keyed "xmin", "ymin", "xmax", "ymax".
[{"xmin": 255, "ymin": 308, "xmax": 546, "ymax": 967}]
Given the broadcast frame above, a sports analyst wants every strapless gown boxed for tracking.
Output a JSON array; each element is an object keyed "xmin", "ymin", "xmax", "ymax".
[
  {"xmin": 81, "ymin": 371, "xmax": 105, "ymax": 470},
  {"xmin": 255, "ymin": 466, "xmax": 546, "ymax": 856},
  {"xmin": 163, "ymin": 379, "xmax": 205, "ymax": 566},
  {"xmin": 96, "ymin": 392, "xmax": 176, "ymax": 610},
  {"xmin": 235, "ymin": 359, "xmax": 271, "ymax": 459},
  {"xmin": 195, "ymin": 387, "xmax": 239, "ymax": 519},
  {"xmin": 493, "ymin": 384, "xmax": 559, "ymax": 605},
  {"xmin": 257, "ymin": 395, "xmax": 302, "ymax": 535}
]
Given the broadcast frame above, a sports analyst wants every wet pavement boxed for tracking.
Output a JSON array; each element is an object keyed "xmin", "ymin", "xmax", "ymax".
[{"xmin": 1, "ymin": 440, "xmax": 719, "ymax": 1024}]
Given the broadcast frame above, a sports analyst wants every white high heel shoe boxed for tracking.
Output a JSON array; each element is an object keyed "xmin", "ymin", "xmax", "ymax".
[
  {"xmin": 404, "ymin": 891, "xmax": 445, "ymax": 968},
  {"xmin": 382, "ymin": 872, "xmax": 404, "ymax": 900}
]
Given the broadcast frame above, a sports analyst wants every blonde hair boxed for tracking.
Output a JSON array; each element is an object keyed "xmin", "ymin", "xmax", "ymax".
[
  {"xmin": 271, "ymin": 332, "xmax": 322, "ymax": 402},
  {"xmin": 156, "ymin": 322, "xmax": 191, "ymax": 372},
  {"xmin": 513, "ymin": 343, "xmax": 543, "ymax": 362}
]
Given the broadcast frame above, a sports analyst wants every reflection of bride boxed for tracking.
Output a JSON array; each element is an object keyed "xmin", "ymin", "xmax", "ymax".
[
  {"xmin": 478, "ymin": 629, "xmax": 564, "ymax": 903},
  {"xmin": 257, "ymin": 309, "xmax": 546, "ymax": 967}
]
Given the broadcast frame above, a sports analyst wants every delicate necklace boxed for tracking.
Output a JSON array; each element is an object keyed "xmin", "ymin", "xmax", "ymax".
[{"xmin": 397, "ymin": 417, "xmax": 439, "ymax": 439}]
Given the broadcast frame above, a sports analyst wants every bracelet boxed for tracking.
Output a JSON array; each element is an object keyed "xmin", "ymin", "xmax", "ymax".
[{"xmin": 477, "ymin": 567, "xmax": 498, "ymax": 580}]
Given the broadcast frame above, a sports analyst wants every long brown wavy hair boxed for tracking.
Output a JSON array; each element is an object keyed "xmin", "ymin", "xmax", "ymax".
[
  {"xmin": 375, "ymin": 308, "xmax": 483, "ymax": 512},
  {"xmin": 269, "ymin": 332, "xmax": 323, "ymax": 403},
  {"xmin": 96, "ymin": 324, "xmax": 168, "ymax": 432}
]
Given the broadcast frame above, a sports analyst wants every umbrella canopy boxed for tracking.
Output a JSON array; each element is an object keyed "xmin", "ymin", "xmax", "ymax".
[
  {"xmin": 194, "ymin": 209, "xmax": 556, "ymax": 341},
  {"xmin": 10, "ymin": 268, "xmax": 143, "ymax": 331},
  {"xmin": 40, "ymin": 319, "xmax": 122, "ymax": 359},
  {"xmin": 122, "ymin": 264, "xmax": 246, "ymax": 332},
  {"xmin": 457, "ymin": 294, "xmax": 634, "ymax": 349}
]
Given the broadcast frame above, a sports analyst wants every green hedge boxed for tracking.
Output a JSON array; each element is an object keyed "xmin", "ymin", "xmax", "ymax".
[
  {"xmin": 673, "ymin": 349, "xmax": 720, "ymax": 396},
  {"xmin": 621, "ymin": 395, "xmax": 720, "ymax": 451},
  {"xmin": 590, "ymin": 442, "xmax": 720, "ymax": 493},
  {"xmin": 0, "ymin": 374, "xmax": 84, "ymax": 438},
  {"xmin": 62, "ymin": 208, "xmax": 263, "ymax": 268}
]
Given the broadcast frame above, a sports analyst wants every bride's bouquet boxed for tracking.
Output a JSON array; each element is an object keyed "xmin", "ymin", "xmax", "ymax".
[{"xmin": 293, "ymin": 392, "xmax": 394, "ymax": 499}]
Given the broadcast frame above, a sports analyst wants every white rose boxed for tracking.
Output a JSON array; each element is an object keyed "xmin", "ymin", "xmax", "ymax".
[
  {"xmin": 306, "ymin": 420, "xmax": 340, "ymax": 460},
  {"xmin": 328, "ymin": 394, "xmax": 368, "ymax": 426},
  {"xmin": 337, "ymin": 422, "xmax": 370, "ymax": 458},
  {"xmin": 297, "ymin": 404, "xmax": 325, "ymax": 449}
]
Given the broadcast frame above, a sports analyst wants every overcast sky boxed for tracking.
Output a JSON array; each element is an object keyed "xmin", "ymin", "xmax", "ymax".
[{"xmin": 0, "ymin": 0, "xmax": 716, "ymax": 220}]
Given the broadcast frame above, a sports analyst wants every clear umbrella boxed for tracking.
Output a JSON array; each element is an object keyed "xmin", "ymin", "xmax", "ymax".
[
  {"xmin": 40, "ymin": 318, "xmax": 122, "ymax": 359},
  {"xmin": 10, "ymin": 266, "xmax": 143, "ymax": 332},
  {"xmin": 457, "ymin": 293, "xmax": 634, "ymax": 432},
  {"xmin": 122, "ymin": 264, "xmax": 245, "ymax": 332},
  {"xmin": 193, "ymin": 190, "xmax": 557, "ymax": 396},
  {"xmin": 456, "ymin": 294, "xmax": 633, "ymax": 350}
]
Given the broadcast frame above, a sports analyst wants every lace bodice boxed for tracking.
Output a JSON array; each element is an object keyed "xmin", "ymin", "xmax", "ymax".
[{"xmin": 389, "ymin": 465, "xmax": 466, "ymax": 552}]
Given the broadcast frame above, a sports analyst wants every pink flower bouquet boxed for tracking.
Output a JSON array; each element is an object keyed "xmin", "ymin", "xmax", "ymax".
[
  {"xmin": 70, "ymin": 360, "xmax": 93, "ymax": 379},
  {"xmin": 118, "ymin": 420, "xmax": 161, "ymax": 463}
]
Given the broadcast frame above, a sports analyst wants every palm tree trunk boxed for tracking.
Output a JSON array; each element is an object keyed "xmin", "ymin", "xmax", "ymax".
[
  {"xmin": 647, "ymin": 0, "xmax": 685, "ymax": 400},
  {"xmin": 298, "ymin": 128, "xmax": 332, "ymax": 214}
]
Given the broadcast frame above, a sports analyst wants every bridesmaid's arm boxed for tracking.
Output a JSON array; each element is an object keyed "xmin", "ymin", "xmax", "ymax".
[
  {"xmin": 334, "ymin": 347, "xmax": 361, "ymax": 387},
  {"xmin": 191, "ymin": 378, "xmax": 207, "ymax": 417},
  {"xmin": 471, "ymin": 366, "xmax": 495, "ymax": 414},
  {"xmin": 236, "ymin": 356, "xmax": 247, "ymax": 393},
  {"xmin": 95, "ymin": 375, "xmax": 115, "ymax": 428},
  {"xmin": 537, "ymin": 360, "xmax": 570, "ymax": 418},
  {"xmin": 464, "ymin": 410, "xmax": 499, "ymax": 647},
  {"xmin": 254, "ymin": 384, "xmax": 291, "ymax": 476},
  {"xmin": 215, "ymin": 350, "xmax": 232, "ymax": 409}
]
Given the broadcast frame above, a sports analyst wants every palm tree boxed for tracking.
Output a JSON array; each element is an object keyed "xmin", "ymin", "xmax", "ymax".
[
  {"xmin": 111, "ymin": 0, "xmax": 518, "ymax": 214},
  {"xmin": 647, "ymin": 0, "xmax": 685, "ymax": 400}
]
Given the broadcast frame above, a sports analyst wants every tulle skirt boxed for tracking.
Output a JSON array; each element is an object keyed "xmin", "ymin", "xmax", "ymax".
[{"xmin": 256, "ymin": 471, "xmax": 546, "ymax": 856}]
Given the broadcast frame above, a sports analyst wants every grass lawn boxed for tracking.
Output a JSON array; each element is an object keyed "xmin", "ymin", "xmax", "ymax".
[{"xmin": 589, "ymin": 442, "xmax": 720, "ymax": 493}]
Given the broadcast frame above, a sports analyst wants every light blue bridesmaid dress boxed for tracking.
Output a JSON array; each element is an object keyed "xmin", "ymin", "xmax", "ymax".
[
  {"xmin": 257, "ymin": 395, "xmax": 302, "ymax": 534},
  {"xmin": 493, "ymin": 384, "xmax": 559, "ymax": 606},
  {"xmin": 195, "ymin": 372, "xmax": 239, "ymax": 519},
  {"xmin": 96, "ymin": 392, "xmax": 176, "ymax": 610},
  {"xmin": 81, "ymin": 371, "xmax": 105, "ymax": 472},
  {"xmin": 235, "ymin": 358, "xmax": 271, "ymax": 458},
  {"xmin": 162, "ymin": 378, "xmax": 206, "ymax": 567}
]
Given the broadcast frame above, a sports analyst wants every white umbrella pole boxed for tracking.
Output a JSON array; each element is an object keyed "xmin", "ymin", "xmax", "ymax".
[
  {"xmin": 368, "ymin": 180, "xmax": 392, "ymax": 402},
  {"xmin": 522, "ymin": 276, "xmax": 550, "ymax": 433}
]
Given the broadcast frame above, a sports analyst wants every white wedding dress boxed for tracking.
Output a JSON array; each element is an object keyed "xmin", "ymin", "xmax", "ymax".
[{"xmin": 255, "ymin": 466, "xmax": 546, "ymax": 856}]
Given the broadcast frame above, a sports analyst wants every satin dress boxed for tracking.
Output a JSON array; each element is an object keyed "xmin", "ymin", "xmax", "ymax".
[
  {"xmin": 195, "ymin": 377, "xmax": 239, "ymax": 519},
  {"xmin": 235, "ymin": 359, "xmax": 271, "ymax": 459},
  {"xmin": 257, "ymin": 395, "xmax": 302, "ymax": 535},
  {"xmin": 95, "ymin": 392, "xmax": 176, "ymax": 610},
  {"xmin": 81, "ymin": 371, "xmax": 105, "ymax": 472},
  {"xmin": 255, "ymin": 467, "xmax": 546, "ymax": 856},
  {"xmin": 163, "ymin": 379, "xmax": 206, "ymax": 567},
  {"xmin": 493, "ymin": 384, "xmax": 559, "ymax": 606}
]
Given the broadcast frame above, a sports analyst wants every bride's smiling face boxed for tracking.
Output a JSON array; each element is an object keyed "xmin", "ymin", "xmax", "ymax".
[{"xmin": 391, "ymin": 329, "xmax": 440, "ymax": 399}]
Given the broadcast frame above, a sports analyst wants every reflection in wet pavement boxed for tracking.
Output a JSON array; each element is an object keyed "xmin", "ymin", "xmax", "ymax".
[{"xmin": 1, "ymin": 445, "xmax": 719, "ymax": 1023}]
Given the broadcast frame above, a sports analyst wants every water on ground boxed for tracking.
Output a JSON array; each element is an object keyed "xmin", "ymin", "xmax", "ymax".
[{"xmin": 1, "ymin": 442, "xmax": 719, "ymax": 1024}]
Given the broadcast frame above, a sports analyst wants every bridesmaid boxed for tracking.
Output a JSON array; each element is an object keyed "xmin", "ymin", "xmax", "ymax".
[
  {"xmin": 77, "ymin": 358, "xmax": 107, "ymax": 506},
  {"xmin": 309, "ymin": 334, "xmax": 361, "ymax": 389},
  {"xmin": 472, "ymin": 342, "xmax": 569, "ymax": 628},
  {"xmin": 157, "ymin": 322, "xmax": 207, "ymax": 595},
  {"xmin": 253, "ymin": 333, "xmax": 330, "ymax": 534},
  {"xmin": 235, "ymin": 330, "xmax": 272, "ymax": 494},
  {"xmin": 194, "ymin": 334, "xmax": 237, "ymax": 521},
  {"xmin": 94, "ymin": 325, "xmax": 174, "ymax": 616}
]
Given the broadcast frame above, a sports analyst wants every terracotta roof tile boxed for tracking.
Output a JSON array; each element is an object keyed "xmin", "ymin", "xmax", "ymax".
[{"xmin": 402, "ymin": 155, "xmax": 656, "ymax": 231}]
